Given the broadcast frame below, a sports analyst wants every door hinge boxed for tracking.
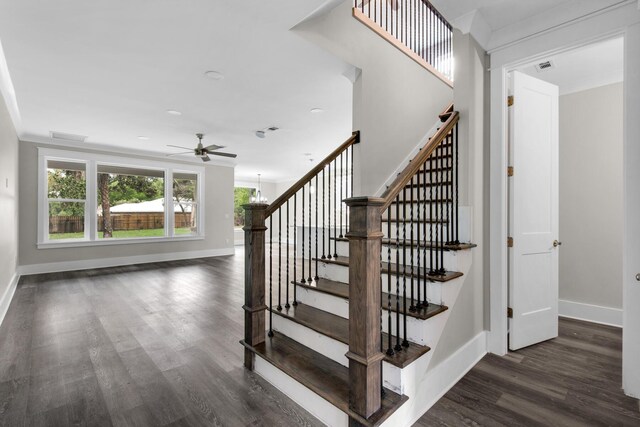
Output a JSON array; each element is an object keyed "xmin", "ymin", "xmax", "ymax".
[
  {"xmin": 507, "ymin": 237, "xmax": 513, "ymax": 247},
  {"xmin": 507, "ymin": 95, "xmax": 514, "ymax": 106},
  {"xmin": 507, "ymin": 307, "xmax": 513, "ymax": 318},
  {"xmin": 507, "ymin": 166, "xmax": 514, "ymax": 177}
]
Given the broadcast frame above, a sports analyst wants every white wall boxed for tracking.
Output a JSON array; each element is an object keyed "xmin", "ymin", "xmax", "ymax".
[
  {"xmin": 0, "ymin": 84, "xmax": 19, "ymax": 325},
  {"xmin": 292, "ymin": 0, "xmax": 453, "ymax": 196},
  {"xmin": 429, "ymin": 30, "xmax": 486, "ymax": 367},
  {"xmin": 18, "ymin": 140, "xmax": 235, "ymax": 272},
  {"xmin": 559, "ymin": 83, "xmax": 623, "ymax": 310}
]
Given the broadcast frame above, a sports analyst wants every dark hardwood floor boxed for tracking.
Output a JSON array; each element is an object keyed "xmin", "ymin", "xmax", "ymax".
[
  {"xmin": 0, "ymin": 252, "xmax": 323, "ymax": 426},
  {"xmin": 1, "ymin": 249, "xmax": 638, "ymax": 426},
  {"xmin": 416, "ymin": 318, "xmax": 640, "ymax": 427}
]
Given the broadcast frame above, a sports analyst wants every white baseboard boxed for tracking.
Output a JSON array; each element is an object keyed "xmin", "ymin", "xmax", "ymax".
[
  {"xmin": 17, "ymin": 247, "xmax": 235, "ymax": 276},
  {"xmin": 559, "ymin": 299, "xmax": 623, "ymax": 328},
  {"xmin": 384, "ymin": 331, "xmax": 487, "ymax": 427},
  {"xmin": 0, "ymin": 272, "xmax": 19, "ymax": 329}
]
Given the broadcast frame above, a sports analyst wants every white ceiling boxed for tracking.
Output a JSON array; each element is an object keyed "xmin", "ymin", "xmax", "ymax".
[
  {"xmin": 516, "ymin": 37, "xmax": 624, "ymax": 95},
  {"xmin": 0, "ymin": 0, "xmax": 353, "ymax": 182}
]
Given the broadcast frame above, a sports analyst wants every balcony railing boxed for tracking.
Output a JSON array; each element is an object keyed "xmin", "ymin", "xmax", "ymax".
[{"xmin": 354, "ymin": 0, "xmax": 453, "ymax": 82}]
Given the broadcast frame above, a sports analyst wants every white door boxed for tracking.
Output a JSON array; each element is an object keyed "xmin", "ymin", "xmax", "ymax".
[{"xmin": 508, "ymin": 71, "xmax": 559, "ymax": 351}]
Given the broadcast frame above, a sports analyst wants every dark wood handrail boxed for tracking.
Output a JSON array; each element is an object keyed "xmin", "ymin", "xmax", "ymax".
[
  {"xmin": 379, "ymin": 111, "xmax": 459, "ymax": 212},
  {"xmin": 265, "ymin": 131, "xmax": 360, "ymax": 217}
]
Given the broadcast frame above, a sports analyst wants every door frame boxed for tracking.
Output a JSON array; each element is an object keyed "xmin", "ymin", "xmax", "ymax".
[{"xmin": 487, "ymin": 31, "xmax": 626, "ymax": 356}]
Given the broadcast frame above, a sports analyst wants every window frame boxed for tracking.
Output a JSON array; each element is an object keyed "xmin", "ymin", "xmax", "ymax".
[{"xmin": 38, "ymin": 147, "xmax": 205, "ymax": 248}]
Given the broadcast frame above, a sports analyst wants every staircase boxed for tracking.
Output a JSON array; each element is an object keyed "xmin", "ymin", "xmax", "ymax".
[{"xmin": 241, "ymin": 105, "xmax": 476, "ymax": 426}]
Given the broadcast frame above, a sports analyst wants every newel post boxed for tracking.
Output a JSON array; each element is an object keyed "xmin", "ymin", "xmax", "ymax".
[
  {"xmin": 242, "ymin": 203, "xmax": 268, "ymax": 370},
  {"xmin": 345, "ymin": 197, "xmax": 385, "ymax": 423}
]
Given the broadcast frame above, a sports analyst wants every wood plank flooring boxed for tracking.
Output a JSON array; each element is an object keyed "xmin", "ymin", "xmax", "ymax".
[
  {"xmin": 0, "ymin": 254, "xmax": 323, "ymax": 426},
  {"xmin": 415, "ymin": 318, "xmax": 640, "ymax": 426},
  {"xmin": 1, "ymin": 249, "xmax": 638, "ymax": 426}
]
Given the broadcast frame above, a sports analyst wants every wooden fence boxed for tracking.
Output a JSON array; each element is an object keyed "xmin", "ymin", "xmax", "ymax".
[{"xmin": 49, "ymin": 213, "xmax": 193, "ymax": 234}]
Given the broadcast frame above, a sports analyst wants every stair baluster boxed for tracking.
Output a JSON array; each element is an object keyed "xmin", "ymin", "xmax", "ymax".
[
  {"xmin": 269, "ymin": 216, "xmax": 274, "ymax": 337},
  {"xmin": 315, "ymin": 175, "xmax": 319, "ymax": 281},
  {"xmin": 394, "ymin": 194, "xmax": 402, "ymax": 352},
  {"xmin": 328, "ymin": 163, "xmax": 332, "ymax": 259},
  {"xmin": 277, "ymin": 208, "xmax": 282, "ymax": 311},
  {"xmin": 286, "ymin": 200, "xmax": 290, "ymax": 309},
  {"xmin": 322, "ymin": 169, "xmax": 326, "ymax": 260},
  {"xmin": 301, "ymin": 187, "xmax": 305, "ymax": 284}
]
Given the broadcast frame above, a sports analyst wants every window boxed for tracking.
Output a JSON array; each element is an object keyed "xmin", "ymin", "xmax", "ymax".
[
  {"xmin": 97, "ymin": 165, "xmax": 165, "ymax": 239},
  {"xmin": 47, "ymin": 160, "xmax": 87, "ymax": 240},
  {"xmin": 39, "ymin": 149, "xmax": 204, "ymax": 247},
  {"xmin": 173, "ymin": 172, "xmax": 198, "ymax": 236},
  {"xmin": 234, "ymin": 187, "xmax": 257, "ymax": 228}
]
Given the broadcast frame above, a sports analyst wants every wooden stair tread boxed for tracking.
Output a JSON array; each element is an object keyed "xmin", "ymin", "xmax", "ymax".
[
  {"xmin": 318, "ymin": 257, "xmax": 463, "ymax": 283},
  {"xmin": 294, "ymin": 279, "xmax": 447, "ymax": 323},
  {"xmin": 390, "ymin": 198, "xmax": 453, "ymax": 204},
  {"xmin": 381, "ymin": 218, "xmax": 448, "ymax": 224},
  {"xmin": 241, "ymin": 334, "xmax": 408, "ymax": 427},
  {"xmin": 331, "ymin": 237, "xmax": 477, "ymax": 251},
  {"xmin": 271, "ymin": 302, "xmax": 430, "ymax": 368},
  {"xmin": 403, "ymin": 181, "xmax": 452, "ymax": 189}
]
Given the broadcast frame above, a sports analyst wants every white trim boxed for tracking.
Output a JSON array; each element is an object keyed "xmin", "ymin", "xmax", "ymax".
[
  {"xmin": 37, "ymin": 235, "xmax": 204, "ymax": 249},
  {"xmin": 488, "ymin": 30, "xmax": 628, "ymax": 357},
  {"xmin": 38, "ymin": 147, "xmax": 206, "ymax": 247},
  {"xmin": 559, "ymin": 300, "xmax": 623, "ymax": 328},
  {"xmin": 17, "ymin": 248, "xmax": 234, "ymax": 276},
  {"xmin": 0, "ymin": 40, "xmax": 21, "ymax": 135},
  {"xmin": 0, "ymin": 273, "xmax": 19, "ymax": 329}
]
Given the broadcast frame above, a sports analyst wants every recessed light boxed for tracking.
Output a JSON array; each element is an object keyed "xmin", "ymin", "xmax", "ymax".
[
  {"xmin": 166, "ymin": 110, "xmax": 182, "ymax": 116},
  {"xmin": 137, "ymin": 136, "xmax": 150, "ymax": 140},
  {"xmin": 255, "ymin": 130, "xmax": 266, "ymax": 139},
  {"xmin": 303, "ymin": 153, "xmax": 312, "ymax": 156},
  {"xmin": 310, "ymin": 108, "xmax": 324, "ymax": 113},
  {"xmin": 204, "ymin": 70, "xmax": 224, "ymax": 80}
]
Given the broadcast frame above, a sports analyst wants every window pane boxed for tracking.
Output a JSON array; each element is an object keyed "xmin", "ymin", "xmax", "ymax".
[
  {"xmin": 97, "ymin": 165, "xmax": 165, "ymax": 239},
  {"xmin": 173, "ymin": 173, "xmax": 198, "ymax": 235},
  {"xmin": 49, "ymin": 201, "xmax": 85, "ymax": 240},
  {"xmin": 234, "ymin": 187, "xmax": 256, "ymax": 228},
  {"xmin": 47, "ymin": 161, "xmax": 86, "ymax": 200}
]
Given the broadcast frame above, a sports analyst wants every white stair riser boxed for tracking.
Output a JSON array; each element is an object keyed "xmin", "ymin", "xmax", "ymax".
[
  {"xmin": 383, "ymin": 223, "xmax": 449, "ymax": 240},
  {"xmin": 381, "ymin": 307, "xmax": 448, "ymax": 347},
  {"xmin": 272, "ymin": 315, "xmax": 405, "ymax": 393},
  {"xmin": 334, "ymin": 241, "xmax": 460, "ymax": 270},
  {"xmin": 296, "ymin": 285, "xmax": 350, "ymax": 319},
  {"xmin": 296, "ymin": 279, "xmax": 444, "ymax": 318},
  {"xmin": 318, "ymin": 263, "xmax": 447, "ymax": 304},
  {"xmin": 396, "ymin": 186, "xmax": 453, "ymax": 200}
]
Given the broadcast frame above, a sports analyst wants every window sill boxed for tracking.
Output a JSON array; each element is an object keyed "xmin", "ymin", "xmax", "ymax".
[{"xmin": 37, "ymin": 234, "xmax": 205, "ymax": 249}]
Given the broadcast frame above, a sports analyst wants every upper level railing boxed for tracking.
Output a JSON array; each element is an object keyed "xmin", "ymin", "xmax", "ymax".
[{"xmin": 353, "ymin": 0, "xmax": 453, "ymax": 83}]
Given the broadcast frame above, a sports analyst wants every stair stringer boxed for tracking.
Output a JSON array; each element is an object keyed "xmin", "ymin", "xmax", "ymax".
[{"xmin": 380, "ymin": 249, "xmax": 487, "ymax": 427}]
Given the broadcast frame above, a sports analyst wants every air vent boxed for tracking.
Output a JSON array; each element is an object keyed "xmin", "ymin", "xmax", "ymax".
[
  {"xmin": 535, "ymin": 60, "xmax": 554, "ymax": 72},
  {"xmin": 267, "ymin": 126, "xmax": 279, "ymax": 132},
  {"xmin": 50, "ymin": 131, "xmax": 88, "ymax": 142}
]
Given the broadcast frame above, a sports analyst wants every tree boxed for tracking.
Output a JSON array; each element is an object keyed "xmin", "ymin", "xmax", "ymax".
[
  {"xmin": 48, "ymin": 169, "xmax": 86, "ymax": 216},
  {"xmin": 173, "ymin": 178, "xmax": 197, "ymax": 230},
  {"xmin": 234, "ymin": 187, "xmax": 255, "ymax": 227},
  {"xmin": 98, "ymin": 174, "xmax": 113, "ymax": 238}
]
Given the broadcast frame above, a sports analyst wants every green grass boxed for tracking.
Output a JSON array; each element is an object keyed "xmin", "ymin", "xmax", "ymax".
[{"xmin": 49, "ymin": 228, "xmax": 194, "ymax": 240}]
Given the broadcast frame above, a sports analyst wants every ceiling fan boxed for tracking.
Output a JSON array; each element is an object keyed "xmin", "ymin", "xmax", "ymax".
[{"xmin": 167, "ymin": 133, "xmax": 237, "ymax": 162}]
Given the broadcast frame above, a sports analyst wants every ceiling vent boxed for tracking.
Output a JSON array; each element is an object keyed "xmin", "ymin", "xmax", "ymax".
[
  {"xmin": 535, "ymin": 60, "xmax": 555, "ymax": 72},
  {"xmin": 50, "ymin": 131, "xmax": 88, "ymax": 142}
]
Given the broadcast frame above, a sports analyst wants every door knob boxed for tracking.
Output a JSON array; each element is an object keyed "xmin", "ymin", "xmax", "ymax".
[{"xmin": 553, "ymin": 240, "xmax": 562, "ymax": 247}]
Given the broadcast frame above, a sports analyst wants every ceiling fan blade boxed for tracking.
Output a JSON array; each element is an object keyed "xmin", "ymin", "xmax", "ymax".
[
  {"xmin": 167, "ymin": 144, "xmax": 193, "ymax": 150},
  {"xmin": 210, "ymin": 151, "xmax": 237, "ymax": 158},
  {"xmin": 166, "ymin": 151, "xmax": 194, "ymax": 156},
  {"xmin": 201, "ymin": 155, "xmax": 211, "ymax": 162},
  {"xmin": 203, "ymin": 144, "xmax": 225, "ymax": 151}
]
